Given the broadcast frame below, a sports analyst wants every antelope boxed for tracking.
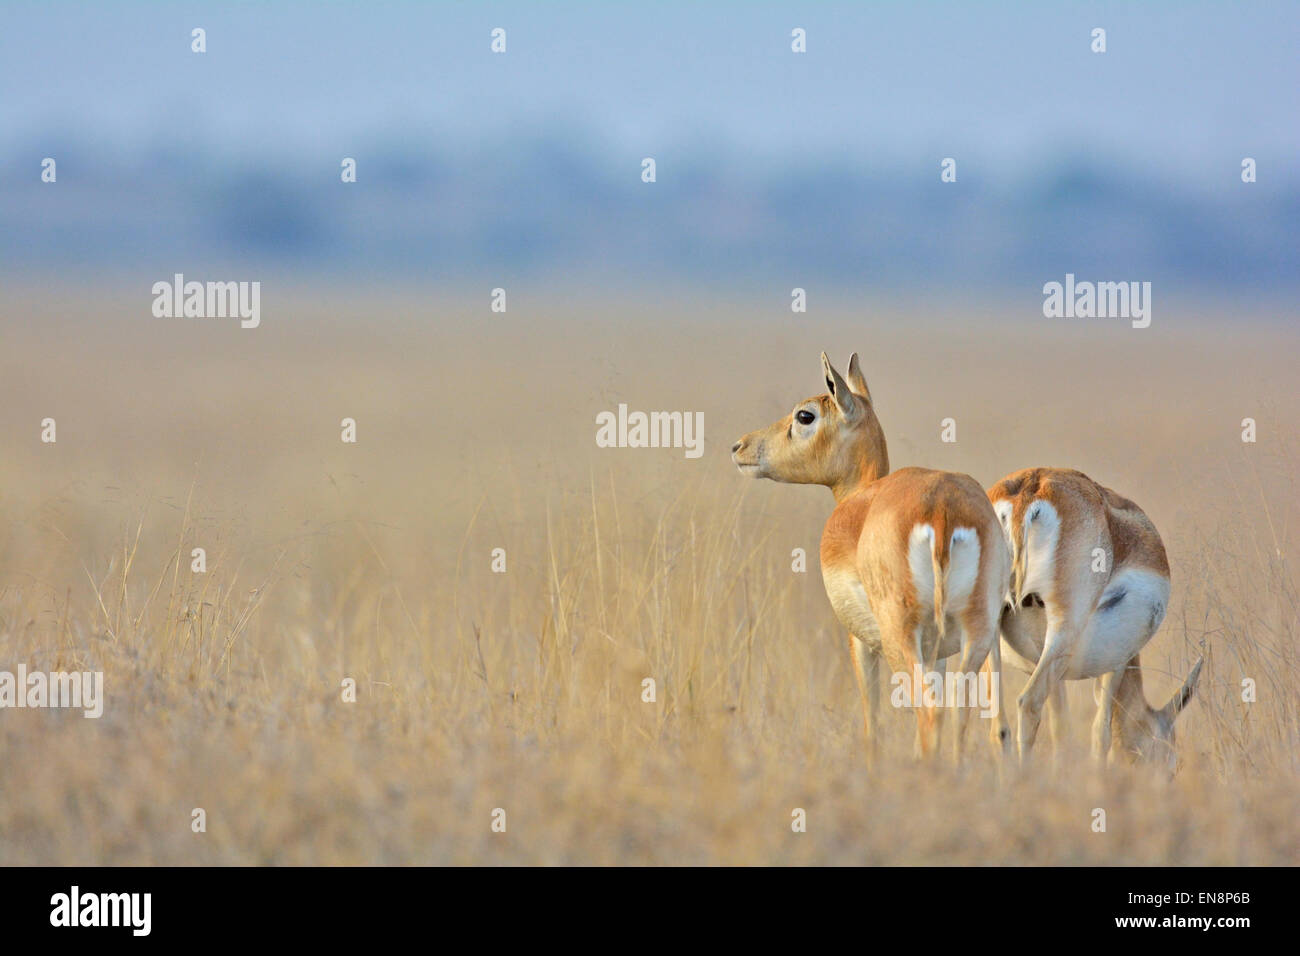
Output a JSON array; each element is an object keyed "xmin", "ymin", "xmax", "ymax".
[
  {"xmin": 988, "ymin": 467, "xmax": 1203, "ymax": 769},
  {"xmin": 731, "ymin": 353, "xmax": 1011, "ymax": 760}
]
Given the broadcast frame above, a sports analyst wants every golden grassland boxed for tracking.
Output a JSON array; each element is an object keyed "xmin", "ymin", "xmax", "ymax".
[{"xmin": 0, "ymin": 289, "xmax": 1296, "ymax": 864}]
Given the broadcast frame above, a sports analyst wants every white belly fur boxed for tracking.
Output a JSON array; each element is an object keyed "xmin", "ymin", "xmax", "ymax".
[
  {"xmin": 823, "ymin": 568, "xmax": 882, "ymax": 650},
  {"xmin": 998, "ymin": 566, "xmax": 1169, "ymax": 679}
]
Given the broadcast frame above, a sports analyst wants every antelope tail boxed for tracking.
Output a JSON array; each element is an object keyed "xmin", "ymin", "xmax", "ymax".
[
  {"xmin": 1009, "ymin": 510, "xmax": 1031, "ymax": 609},
  {"xmin": 930, "ymin": 532, "xmax": 947, "ymax": 641}
]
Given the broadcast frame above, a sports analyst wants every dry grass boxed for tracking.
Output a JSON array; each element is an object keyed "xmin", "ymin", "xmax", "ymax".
[{"xmin": 0, "ymin": 288, "xmax": 1297, "ymax": 864}]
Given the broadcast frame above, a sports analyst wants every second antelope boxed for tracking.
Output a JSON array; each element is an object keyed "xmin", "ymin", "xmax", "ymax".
[
  {"xmin": 989, "ymin": 467, "xmax": 1203, "ymax": 770},
  {"xmin": 732, "ymin": 353, "xmax": 1011, "ymax": 761}
]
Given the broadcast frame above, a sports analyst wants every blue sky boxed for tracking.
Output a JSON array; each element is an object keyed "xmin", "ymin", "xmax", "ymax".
[{"xmin": 3, "ymin": 2, "xmax": 1296, "ymax": 292}]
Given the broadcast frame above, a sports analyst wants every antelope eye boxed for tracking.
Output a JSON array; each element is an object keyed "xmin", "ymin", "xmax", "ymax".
[{"xmin": 795, "ymin": 410, "xmax": 816, "ymax": 426}]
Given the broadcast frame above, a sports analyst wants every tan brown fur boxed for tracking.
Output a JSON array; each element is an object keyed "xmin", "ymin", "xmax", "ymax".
[{"xmin": 989, "ymin": 468, "xmax": 1169, "ymax": 599}]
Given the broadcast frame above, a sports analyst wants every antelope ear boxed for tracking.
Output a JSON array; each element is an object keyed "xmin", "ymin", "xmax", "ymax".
[
  {"xmin": 820, "ymin": 352, "xmax": 860, "ymax": 421},
  {"xmin": 845, "ymin": 352, "xmax": 873, "ymax": 404},
  {"xmin": 1162, "ymin": 657, "xmax": 1204, "ymax": 720}
]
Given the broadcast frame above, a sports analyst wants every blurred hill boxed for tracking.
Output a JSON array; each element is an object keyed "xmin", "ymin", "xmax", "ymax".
[{"xmin": 3, "ymin": 2, "xmax": 1296, "ymax": 293}]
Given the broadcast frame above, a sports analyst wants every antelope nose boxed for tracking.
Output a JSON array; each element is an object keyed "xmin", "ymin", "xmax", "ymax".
[{"xmin": 731, "ymin": 440, "xmax": 742, "ymax": 454}]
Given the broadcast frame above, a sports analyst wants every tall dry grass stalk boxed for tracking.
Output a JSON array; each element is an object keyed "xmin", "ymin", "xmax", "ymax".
[{"xmin": 0, "ymin": 293, "xmax": 1296, "ymax": 863}]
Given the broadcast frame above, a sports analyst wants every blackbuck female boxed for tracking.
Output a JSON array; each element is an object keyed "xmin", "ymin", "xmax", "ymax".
[
  {"xmin": 731, "ymin": 354, "xmax": 1011, "ymax": 760},
  {"xmin": 988, "ymin": 467, "xmax": 1203, "ymax": 769}
]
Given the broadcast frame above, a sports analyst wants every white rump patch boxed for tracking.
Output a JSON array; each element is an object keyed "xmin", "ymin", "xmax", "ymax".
[
  {"xmin": 993, "ymin": 499, "xmax": 1015, "ymax": 549},
  {"xmin": 946, "ymin": 527, "xmax": 980, "ymax": 606},
  {"xmin": 907, "ymin": 524, "xmax": 980, "ymax": 613},
  {"xmin": 908, "ymin": 524, "xmax": 936, "ymax": 605},
  {"xmin": 1020, "ymin": 499, "xmax": 1061, "ymax": 598}
]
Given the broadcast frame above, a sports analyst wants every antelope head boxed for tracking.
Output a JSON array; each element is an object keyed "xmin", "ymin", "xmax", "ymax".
[
  {"xmin": 1107, "ymin": 657, "xmax": 1204, "ymax": 774},
  {"xmin": 731, "ymin": 352, "xmax": 889, "ymax": 500}
]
